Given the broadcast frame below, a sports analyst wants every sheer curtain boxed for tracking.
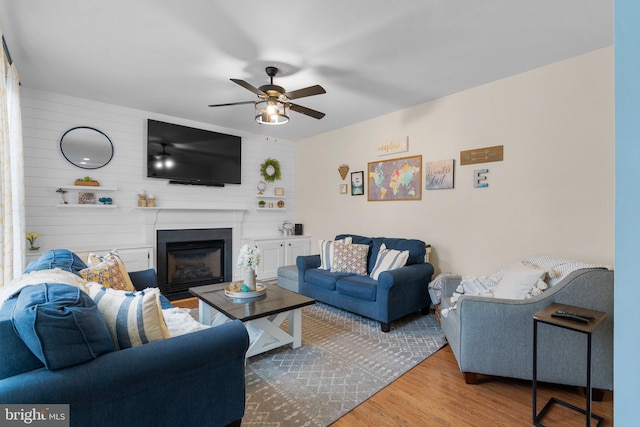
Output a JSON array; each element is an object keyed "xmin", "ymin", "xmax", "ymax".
[{"xmin": 0, "ymin": 27, "xmax": 25, "ymax": 285}]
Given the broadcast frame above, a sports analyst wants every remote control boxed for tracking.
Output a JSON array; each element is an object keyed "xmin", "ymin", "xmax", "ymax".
[
  {"xmin": 551, "ymin": 313, "xmax": 589, "ymax": 323},
  {"xmin": 555, "ymin": 310, "xmax": 595, "ymax": 320}
]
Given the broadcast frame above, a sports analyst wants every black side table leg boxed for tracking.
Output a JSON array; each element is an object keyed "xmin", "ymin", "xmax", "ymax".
[
  {"xmin": 586, "ymin": 332, "xmax": 592, "ymax": 426},
  {"xmin": 532, "ymin": 319, "xmax": 538, "ymax": 424}
]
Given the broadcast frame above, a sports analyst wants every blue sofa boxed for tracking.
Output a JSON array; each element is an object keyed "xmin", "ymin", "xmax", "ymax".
[
  {"xmin": 0, "ymin": 250, "xmax": 249, "ymax": 427},
  {"xmin": 297, "ymin": 234, "xmax": 433, "ymax": 331}
]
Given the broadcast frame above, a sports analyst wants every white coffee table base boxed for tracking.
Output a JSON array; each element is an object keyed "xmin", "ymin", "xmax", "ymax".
[{"xmin": 199, "ymin": 300, "xmax": 303, "ymax": 358}]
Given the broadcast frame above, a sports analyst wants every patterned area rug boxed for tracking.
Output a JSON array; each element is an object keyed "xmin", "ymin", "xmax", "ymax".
[{"xmin": 240, "ymin": 302, "xmax": 446, "ymax": 426}]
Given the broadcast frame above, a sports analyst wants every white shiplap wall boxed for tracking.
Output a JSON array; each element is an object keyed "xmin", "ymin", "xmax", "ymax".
[{"xmin": 22, "ymin": 87, "xmax": 295, "ymax": 267}]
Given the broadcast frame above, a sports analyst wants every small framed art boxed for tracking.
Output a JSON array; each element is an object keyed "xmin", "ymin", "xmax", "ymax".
[
  {"xmin": 339, "ymin": 184, "xmax": 348, "ymax": 194},
  {"xmin": 78, "ymin": 192, "xmax": 95, "ymax": 204},
  {"xmin": 351, "ymin": 171, "xmax": 364, "ymax": 195},
  {"xmin": 274, "ymin": 187, "xmax": 284, "ymax": 196},
  {"xmin": 425, "ymin": 159, "xmax": 454, "ymax": 190}
]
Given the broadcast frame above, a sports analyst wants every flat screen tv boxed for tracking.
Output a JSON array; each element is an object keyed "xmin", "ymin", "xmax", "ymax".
[{"xmin": 147, "ymin": 119, "xmax": 241, "ymax": 186}]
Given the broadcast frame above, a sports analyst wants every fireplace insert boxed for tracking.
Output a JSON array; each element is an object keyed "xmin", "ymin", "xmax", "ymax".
[{"xmin": 157, "ymin": 228, "xmax": 233, "ymax": 300}]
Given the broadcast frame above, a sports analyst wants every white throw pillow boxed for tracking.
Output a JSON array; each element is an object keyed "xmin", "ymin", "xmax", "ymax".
[
  {"xmin": 318, "ymin": 237, "xmax": 353, "ymax": 270},
  {"xmin": 493, "ymin": 262, "xmax": 546, "ymax": 299},
  {"xmin": 163, "ymin": 307, "xmax": 210, "ymax": 337},
  {"xmin": 369, "ymin": 243, "xmax": 410, "ymax": 280},
  {"xmin": 87, "ymin": 283, "xmax": 170, "ymax": 350}
]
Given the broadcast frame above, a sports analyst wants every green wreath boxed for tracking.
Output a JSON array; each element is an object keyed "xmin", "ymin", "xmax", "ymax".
[{"xmin": 260, "ymin": 157, "xmax": 282, "ymax": 183}]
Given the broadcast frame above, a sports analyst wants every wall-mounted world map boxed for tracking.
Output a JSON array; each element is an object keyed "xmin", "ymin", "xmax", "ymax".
[{"xmin": 367, "ymin": 155, "xmax": 422, "ymax": 201}]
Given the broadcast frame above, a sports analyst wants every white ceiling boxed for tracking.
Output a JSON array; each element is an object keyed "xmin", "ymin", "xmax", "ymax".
[{"xmin": 0, "ymin": 0, "xmax": 612, "ymax": 141}]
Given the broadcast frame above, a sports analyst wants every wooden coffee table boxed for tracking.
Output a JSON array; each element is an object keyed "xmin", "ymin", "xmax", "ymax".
[{"xmin": 190, "ymin": 282, "xmax": 315, "ymax": 357}]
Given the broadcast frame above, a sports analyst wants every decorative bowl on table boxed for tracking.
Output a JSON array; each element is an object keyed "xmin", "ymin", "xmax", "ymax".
[{"xmin": 224, "ymin": 281, "xmax": 266, "ymax": 298}]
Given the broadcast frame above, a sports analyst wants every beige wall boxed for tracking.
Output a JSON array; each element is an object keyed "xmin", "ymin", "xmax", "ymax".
[{"xmin": 294, "ymin": 47, "xmax": 613, "ymax": 275}]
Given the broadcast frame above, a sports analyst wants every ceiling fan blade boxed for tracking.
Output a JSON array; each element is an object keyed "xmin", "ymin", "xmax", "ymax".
[
  {"xmin": 231, "ymin": 78, "xmax": 266, "ymax": 97},
  {"xmin": 289, "ymin": 103, "xmax": 326, "ymax": 119},
  {"xmin": 208, "ymin": 101, "xmax": 256, "ymax": 108},
  {"xmin": 284, "ymin": 85, "xmax": 326, "ymax": 100}
]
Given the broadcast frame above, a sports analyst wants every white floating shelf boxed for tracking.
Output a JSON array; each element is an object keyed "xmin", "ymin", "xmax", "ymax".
[
  {"xmin": 56, "ymin": 204, "xmax": 118, "ymax": 208},
  {"xmin": 256, "ymin": 195, "xmax": 286, "ymax": 199},
  {"xmin": 59, "ymin": 186, "xmax": 118, "ymax": 191}
]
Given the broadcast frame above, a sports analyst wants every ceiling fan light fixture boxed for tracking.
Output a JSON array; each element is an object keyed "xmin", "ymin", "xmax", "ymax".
[
  {"xmin": 255, "ymin": 100, "xmax": 290, "ymax": 125},
  {"xmin": 154, "ymin": 144, "xmax": 174, "ymax": 169}
]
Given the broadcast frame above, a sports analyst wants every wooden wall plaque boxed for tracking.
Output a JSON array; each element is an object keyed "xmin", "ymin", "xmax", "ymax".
[{"xmin": 460, "ymin": 145, "xmax": 503, "ymax": 165}]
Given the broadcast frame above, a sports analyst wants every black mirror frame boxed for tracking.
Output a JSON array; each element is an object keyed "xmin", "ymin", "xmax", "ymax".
[{"xmin": 60, "ymin": 126, "xmax": 114, "ymax": 170}]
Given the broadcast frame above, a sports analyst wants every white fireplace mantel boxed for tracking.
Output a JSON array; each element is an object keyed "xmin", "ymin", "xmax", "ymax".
[
  {"xmin": 135, "ymin": 206, "xmax": 249, "ymax": 212},
  {"xmin": 139, "ymin": 207, "xmax": 248, "ymax": 278}
]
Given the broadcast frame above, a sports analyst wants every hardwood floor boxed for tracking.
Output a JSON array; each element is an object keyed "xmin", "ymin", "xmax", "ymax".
[
  {"xmin": 173, "ymin": 298, "xmax": 613, "ymax": 426},
  {"xmin": 331, "ymin": 344, "xmax": 613, "ymax": 426}
]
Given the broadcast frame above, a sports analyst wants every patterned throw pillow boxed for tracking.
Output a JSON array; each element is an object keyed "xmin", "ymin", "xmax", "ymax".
[
  {"xmin": 87, "ymin": 283, "xmax": 170, "ymax": 350},
  {"xmin": 79, "ymin": 251, "xmax": 135, "ymax": 291},
  {"xmin": 369, "ymin": 243, "xmax": 410, "ymax": 280},
  {"xmin": 318, "ymin": 237, "xmax": 353, "ymax": 270},
  {"xmin": 330, "ymin": 242, "xmax": 369, "ymax": 275}
]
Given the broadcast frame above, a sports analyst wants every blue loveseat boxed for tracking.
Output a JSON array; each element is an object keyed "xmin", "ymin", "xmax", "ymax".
[
  {"xmin": 297, "ymin": 234, "xmax": 433, "ymax": 331},
  {"xmin": 0, "ymin": 250, "xmax": 249, "ymax": 427}
]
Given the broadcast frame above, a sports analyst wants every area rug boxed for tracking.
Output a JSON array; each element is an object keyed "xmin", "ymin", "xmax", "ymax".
[{"xmin": 239, "ymin": 302, "xmax": 446, "ymax": 426}]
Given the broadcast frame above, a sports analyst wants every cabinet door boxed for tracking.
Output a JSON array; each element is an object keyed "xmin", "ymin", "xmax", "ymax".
[
  {"xmin": 117, "ymin": 248, "xmax": 153, "ymax": 272},
  {"xmin": 285, "ymin": 238, "xmax": 310, "ymax": 265},
  {"xmin": 255, "ymin": 240, "xmax": 285, "ymax": 279},
  {"xmin": 74, "ymin": 247, "xmax": 152, "ymax": 272}
]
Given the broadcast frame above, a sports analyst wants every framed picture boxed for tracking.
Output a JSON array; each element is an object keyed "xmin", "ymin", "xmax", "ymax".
[
  {"xmin": 339, "ymin": 184, "xmax": 348, "ymax": 194},
  {"xmin": 351, "ymin": 171, "xmax": 364, "ymax": 195},
  {"xmin": 367, "ymin": 155, "xmax": 422, "ymax": 201},
  {"xmin": 78, "ymin": 192, "xmax": 96, "ymax": 204},
  {"xmin": 425, "ymin": 159, "xmax": 454, "ymax": 190},
  {"xmin": 274, "ymin": 187, "xmax": 284, "ymax": 196}
]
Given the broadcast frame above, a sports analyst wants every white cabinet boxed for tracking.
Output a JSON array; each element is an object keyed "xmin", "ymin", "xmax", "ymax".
[
  {"xmin": 255, "ymin": 239, "xmax": 286, "ymax": 279},
  {"xmin": 285, "ymin": 238, "xmax": 309, "ymax": 265},
  {"xmin": 74, "ymin": 247, "xmax": 153, "ymax": 272},
  {"xmin": 26, "ymin": 246, "xmax": 154, "ymax": 272},
  {"xmin": 113, "ymin": 247, "xmax": 154, "ymax": 271},
  {"xmin": 245, "ymin": 236, "xmax": 310, "ymax": 279}
]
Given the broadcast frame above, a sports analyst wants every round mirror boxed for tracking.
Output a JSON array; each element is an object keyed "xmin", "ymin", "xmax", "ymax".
[{"xmin": 60, "ymin": 127, "xmax": 114, "ymax": 169}]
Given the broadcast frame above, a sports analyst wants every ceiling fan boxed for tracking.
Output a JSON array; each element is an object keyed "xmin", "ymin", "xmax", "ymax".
[{"xmin": 208, "ymin": 66, "xmax": 326, "ymax": 125}]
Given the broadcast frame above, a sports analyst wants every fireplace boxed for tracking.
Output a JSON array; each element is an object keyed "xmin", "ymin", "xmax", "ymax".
[{"xmin": 157, "ymin": 228, "xmax": 233, "ymax": 300}]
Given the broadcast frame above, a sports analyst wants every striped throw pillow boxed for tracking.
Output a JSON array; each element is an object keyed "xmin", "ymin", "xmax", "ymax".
[
  {"xmin": 318, "ymin": 237, "xmax": 352, "ymax": 270},
  {"xmin": 369, "ymin": 243, "xmax": 410, "ymax": 280},
  {"xmin": 88, "ymin": 283, "xmax": 170, "ymax": 350}
]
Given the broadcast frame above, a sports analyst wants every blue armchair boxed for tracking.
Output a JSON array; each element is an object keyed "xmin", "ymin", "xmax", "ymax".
[{"xmin": 440, "ymin": 268, "xmax": 613, "ymax": 397}]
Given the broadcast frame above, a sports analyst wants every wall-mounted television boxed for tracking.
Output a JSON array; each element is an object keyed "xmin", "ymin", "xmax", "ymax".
[{"xmin": 147, "ymin": 119, "xmax": 241, "ymax": 186}]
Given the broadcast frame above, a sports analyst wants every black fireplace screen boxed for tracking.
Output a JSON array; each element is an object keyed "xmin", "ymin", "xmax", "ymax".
[
  {"xmin": 157, "ymin": 228, "xmax": 233, "ymax": 300},
  {"xmin": 165, "ymin": 241, "xmax": 224, "ymax": 294}
]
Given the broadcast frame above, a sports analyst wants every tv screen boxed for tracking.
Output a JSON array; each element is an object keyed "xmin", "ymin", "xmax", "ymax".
[{"xmin": 147, "ymin": 119, "xmax": 241, "ymax": 186}]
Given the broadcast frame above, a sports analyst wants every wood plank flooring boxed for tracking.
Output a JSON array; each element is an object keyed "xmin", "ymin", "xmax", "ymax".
[
  {"xmin": 173, "ymin": 298, "xmax": 613, "ymax": 426},
  {"xmin": 331, "ymin": 344, "xmax": 613, "ymax": 426}
]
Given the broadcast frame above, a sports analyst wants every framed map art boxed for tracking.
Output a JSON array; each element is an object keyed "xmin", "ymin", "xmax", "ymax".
[{"xmin": 367, "ymin": 155, "xmax": 422, "ymax": 201}]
